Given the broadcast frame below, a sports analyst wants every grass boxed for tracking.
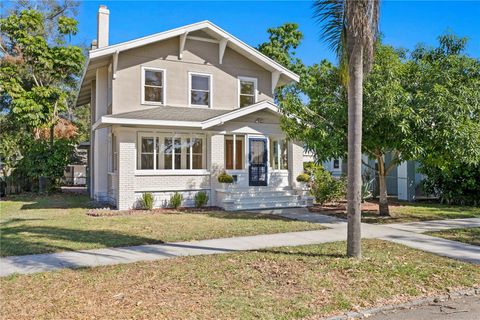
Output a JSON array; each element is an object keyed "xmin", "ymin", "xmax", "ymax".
[
  {"xmin": 1, "ymin": 240, "xmax": 479, "ymax": 320},
  {"xmin": 0, "ymin": 193, "xmax": 323, "ymax": 257},
  {"xmin": 313, "ymin": 201, "xmax": 480, "ymax": 224},
  {"xmin": 426, "ymin": 228, "xmax": 480, "ymax": 246}
]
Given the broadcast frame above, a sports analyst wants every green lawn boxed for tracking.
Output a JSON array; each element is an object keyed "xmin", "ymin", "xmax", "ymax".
[
  {"xmin": 0, "ymin": 193, "xmax": 323, "ymax": 257},
  {"xmin": 1, "ymin": 240, "xmax": 478, "ymax": 320},
  {"xmin": 426, "ymin": 228, "xmax": 480, "ymax": 246},
  {"xmin": 314, "ymin": 201, "xmax": 480, "ymax": 224}
]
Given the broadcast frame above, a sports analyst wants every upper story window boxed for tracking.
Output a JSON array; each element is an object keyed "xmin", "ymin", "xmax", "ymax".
[
  {"xmin": 238, "ymin": 76, "xmax": 257, "ymax": 108},
  {"xmin": 189, "ymin": 73, "xmax": 211, "ymax": 107},
  {"xmin": 142, "ymin": 67, "xmax": 165, "ymax": 105}
]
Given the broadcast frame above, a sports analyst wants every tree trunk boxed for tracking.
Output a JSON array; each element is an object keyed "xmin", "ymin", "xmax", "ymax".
[
  {"xmin": 49, "ymin": 124, "xmax": 55, "ymax": 148},
  {"xmin": 346, "ymin": 46, "xmax": 363, "ymax": 259},
  {"xmin": 377, "ymin": 155, "xmax": 390, "ymax": 216}
]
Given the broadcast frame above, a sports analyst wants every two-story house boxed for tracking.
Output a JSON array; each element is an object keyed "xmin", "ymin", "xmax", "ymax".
[{"xmin": 76, "ymin": 6, "xmax": 311, "ymax": 210}]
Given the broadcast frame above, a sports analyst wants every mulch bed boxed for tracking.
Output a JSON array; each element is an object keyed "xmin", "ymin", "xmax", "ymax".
[{"xmin": 86, "ymin": 206, "xmax": 224, "ymax": 217}]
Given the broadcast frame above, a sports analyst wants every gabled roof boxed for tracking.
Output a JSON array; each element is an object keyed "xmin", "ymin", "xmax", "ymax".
[
  {"xmin": 92, "ymin": 101, "xmax": 280, "ymax": 130},
  {"xmin": 76, "ymin": 21, "xmax": 299, "ymax": 106}
]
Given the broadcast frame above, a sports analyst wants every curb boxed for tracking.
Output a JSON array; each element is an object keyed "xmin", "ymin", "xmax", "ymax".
[{"xmin": 323, "ymin": 288, "xmax": 480, "ymax": 320}]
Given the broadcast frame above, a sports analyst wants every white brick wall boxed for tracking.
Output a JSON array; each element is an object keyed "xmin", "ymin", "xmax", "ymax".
[
  {"xmin": 117, "ymin": 130, "xmax": 136, "ymax": 210},
  {"xmin": 209, "ymin": 133, "xmax": 225, "ymax": 205},
  {"xmin": 288, "ymin": 140, "xmax": 304, "ymax": 189}
]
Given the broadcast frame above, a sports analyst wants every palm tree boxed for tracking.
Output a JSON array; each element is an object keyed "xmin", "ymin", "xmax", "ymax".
[{"xmin": 313, "ymin": 0, "xmax": 380, "ymax": 258}]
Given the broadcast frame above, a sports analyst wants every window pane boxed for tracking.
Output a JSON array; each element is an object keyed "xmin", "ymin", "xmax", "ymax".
[
  {"xmin": 142, "ymin": 138, "xmax": 154, "ymax": 153},
  {"xmin": 164, "ymin": 138, "xmax": 172, "ymax": 169},
  {"xmin": 145, "ymin": 70, "xmax": 163, "ymax": 86},
  {"xmin": 191, "ymin": 91, "xmax": 209, "ymax": 106},
  {"xmin": 144, "ymin": 86, "xmax": 163, "ymax": 103},
  {"xmin": 192, "ymin": 155, "xmax": 203, "ymax": 169},
  {"xmin": 270, "ymin": 140, "xmax": 279, "ymax": 169},
  {"xmin": 186, "ymin": 138, "xmax": 191, "ymax": 170},
  {"xmin": 225, "ymin": 138, "xmax": 234, "ymax": 170},
  {"xmin": 141, "ymin": 154, "xmax": 154, "ymax": 169},
  {"xmin": 174, "ymin": 138, "xmax": 182, "ymax": 170},
  {"xmin": 192, "ymin": 138, "xmax": 202, "ymax": 154},
  {"xmin": 240, "ymin": 95, "xmax": 254, "ymax": 108},
  {"xmin": 280, "ymin": 140, "xmax": 288, "ymax": 170},
  {"xmin": 240, "ymin": 81, "xmax": 254, "ymax": 95},
  {"xmin": 235, "ymin": 137, "xmax": 244, "ymax": 170},
  {"xmin": 333, "ymin": 159, "xmax": 340, "ymax": 169},
  {"xmin": 191, "ymin": 75, "xmax": 209, "ymax": 91}
]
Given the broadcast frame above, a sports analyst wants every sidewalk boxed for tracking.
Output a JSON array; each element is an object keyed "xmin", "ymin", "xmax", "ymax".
[{"xmin": 1, "ymin": 210, "xmax": 479, "ymax": 277}]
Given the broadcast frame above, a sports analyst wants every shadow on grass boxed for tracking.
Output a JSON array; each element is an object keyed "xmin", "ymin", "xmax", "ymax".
[
  {"xmin": 4, "ymin": 193, "xmax": 98, "ymax": 210},
  {"xmin": 0, "ymin": 225, "xmax": 164, "ymax": 257},
  {"xmin": 254, "ymin": 248, "xmax": 345, "ymax": 259},
  {"xmin": 203, "ymin": 211, "xmax": 300, "ymax": 222}
]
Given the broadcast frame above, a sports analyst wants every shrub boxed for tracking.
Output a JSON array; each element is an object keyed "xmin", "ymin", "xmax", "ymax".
[
  {"xmin": 420, "ymin": 162, "xmax": 480, "ymax": 206},
  {"xmin": 169, "ymin": 192, "xmax": 183, "ymax": 209},
  {"xmin": 194, "ymin": 191, "xmax": 209, "ymax": 208},
  {"xmin": 218, "ymin": 172, "xmax": 234, "ymax": 183},
  {"xmin": 296, "ymin": 173, "xmax": 310, "ymax": 183},
  {"xmin": 140, "ymin": 192, "xmax": 154, "ymax": 210},
  {"xmin": 308, "ymin": 165, "xmax": 346, "ymax": 205}
]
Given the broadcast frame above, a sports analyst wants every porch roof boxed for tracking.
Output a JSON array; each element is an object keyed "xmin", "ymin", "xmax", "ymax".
[{"xmin": 92, "ymin": 101, "xmax": 280, "ymax": 130}]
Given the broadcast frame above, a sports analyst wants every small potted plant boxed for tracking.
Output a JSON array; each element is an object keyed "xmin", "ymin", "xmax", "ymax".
[
  {"xmin": 218, "ymin": 172, "xmax": 234, "ymax": 190},
  {"xmin": 296, "ymin": 173, "xmax": 310, "ymax": 194}
]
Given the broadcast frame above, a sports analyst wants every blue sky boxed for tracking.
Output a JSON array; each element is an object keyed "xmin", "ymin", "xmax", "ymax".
[{"xmin": 73, "ymin": 1, "xmax": 479, "ymax": 65}]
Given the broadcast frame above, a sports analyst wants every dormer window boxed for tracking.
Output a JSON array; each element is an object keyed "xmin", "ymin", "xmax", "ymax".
[
  {"xmin": 142, "ymin": 67, "xmax": 165, "ymax": 105},
  {"xmin": 189, "ymin": 72, "xmax": 211, "ymax": 107},
  {"xmin": 238, "ymin": 76, "xmax": 257, "ymax": 108}
]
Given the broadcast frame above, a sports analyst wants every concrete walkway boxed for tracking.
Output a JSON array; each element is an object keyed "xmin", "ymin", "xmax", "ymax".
[
  {"xmin": 1, "ymin": 209, "xmax": 479, "ymax": 277},
  {"xmin": 254, "ymin": 209, "xmax": 480, "ymax": 264},
  {"xmin": 387, "ymin": 218, "xmax": 480, "ymax": 233}
]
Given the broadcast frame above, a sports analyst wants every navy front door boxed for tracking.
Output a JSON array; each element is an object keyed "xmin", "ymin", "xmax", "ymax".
[{"xmin": 249, "ymin": 138, "xmax": 268, "ymax": 186}]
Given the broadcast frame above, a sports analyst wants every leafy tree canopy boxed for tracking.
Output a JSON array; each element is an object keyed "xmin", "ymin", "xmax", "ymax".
[{"xmin": 0, "ymin": 7, "xmax": 84, "ymax": 132}]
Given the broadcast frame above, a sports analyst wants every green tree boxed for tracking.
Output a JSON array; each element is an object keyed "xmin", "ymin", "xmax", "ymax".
[
  {"xmin": 0, "ymin": 8, "xmax": 84, "ymax": 146},
  {"xmin": 312, "ymin": 0, "xmax": 380, "ymax": 258},
  {"xmin": 281, "ymin": 34, "xmax": 480, "ymax": 217},
  {"xmin": 408, "ymin": 34, "xmax": 480, "ymax": 168},
  {"xmin": 282, "ymin": 43, "xmax": 410, "ymax": 216}
]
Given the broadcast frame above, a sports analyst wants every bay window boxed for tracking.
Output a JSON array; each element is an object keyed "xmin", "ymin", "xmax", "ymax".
[
  {"xmin": 270, "ymin": 138, "xmax": 288, "ymax": 170},
  {"xmin": 137, "ymin": 133, "xmax": 206, "ymax": 171},
  {"xmin": 225, "ymin": 135, "xmax": 245, "ymax": 170}
]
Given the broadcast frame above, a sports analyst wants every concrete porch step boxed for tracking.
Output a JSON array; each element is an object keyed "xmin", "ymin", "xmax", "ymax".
[
  {"xmin": 224, "ymin": 194, "xmax": 302, "ymax": 204},
  {"xmin": 224, "ymin": 199, "xmax": 310, "ymax": 211}
]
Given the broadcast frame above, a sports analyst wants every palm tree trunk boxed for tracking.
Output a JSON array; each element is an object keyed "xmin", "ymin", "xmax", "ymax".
[
  {"xmin": 377, "ymin": 155, "xmax": 390, "ymax": 216},
  {"xmin": 346, "ymin": 46, "xmax": 363, "ymax": 259}
]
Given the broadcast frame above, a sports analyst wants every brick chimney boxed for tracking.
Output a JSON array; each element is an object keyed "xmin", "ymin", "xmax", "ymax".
[{"xmin": 97, "ymin": 5, "xmax": 109, "ymax": 48}]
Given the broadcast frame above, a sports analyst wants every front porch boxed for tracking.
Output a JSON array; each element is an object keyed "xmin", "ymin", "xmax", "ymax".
[{"xmin": 93, "ymin": 102, "xmax": 310, "ymax": 210}]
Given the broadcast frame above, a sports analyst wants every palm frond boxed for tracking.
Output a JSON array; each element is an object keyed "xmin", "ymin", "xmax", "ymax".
[{"xmin": 312, "ymin": 0, "xmax": 347, "ymax": 61}]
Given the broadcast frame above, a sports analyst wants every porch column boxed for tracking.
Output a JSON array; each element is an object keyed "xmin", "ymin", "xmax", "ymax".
[
  {"xmin": 209, "ymin": 133, "xmax": 225, "ymax": 206},
  {"xmin": 288, "ymin": 140, "xmax": 304, "ymax": 189},
  {"xmin": 116, "ymin": 129, "xmax": 136, "ymax": 210}
]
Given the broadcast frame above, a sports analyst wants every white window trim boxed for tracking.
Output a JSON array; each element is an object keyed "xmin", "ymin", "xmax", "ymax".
[
  {"xmin": 141, "ymin": 66, "xmax": 167, "ymax": 105},
  {"xmin": 188, "ymin": 72, "xmax": 213, "ymax": 108},
  {"xmin": 237, "ymin": 76, "xmax": 258, "ymax": 108},
  {"xmin": 137, "ymin": 132, "xmax": 206, "ymax": 172}
]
